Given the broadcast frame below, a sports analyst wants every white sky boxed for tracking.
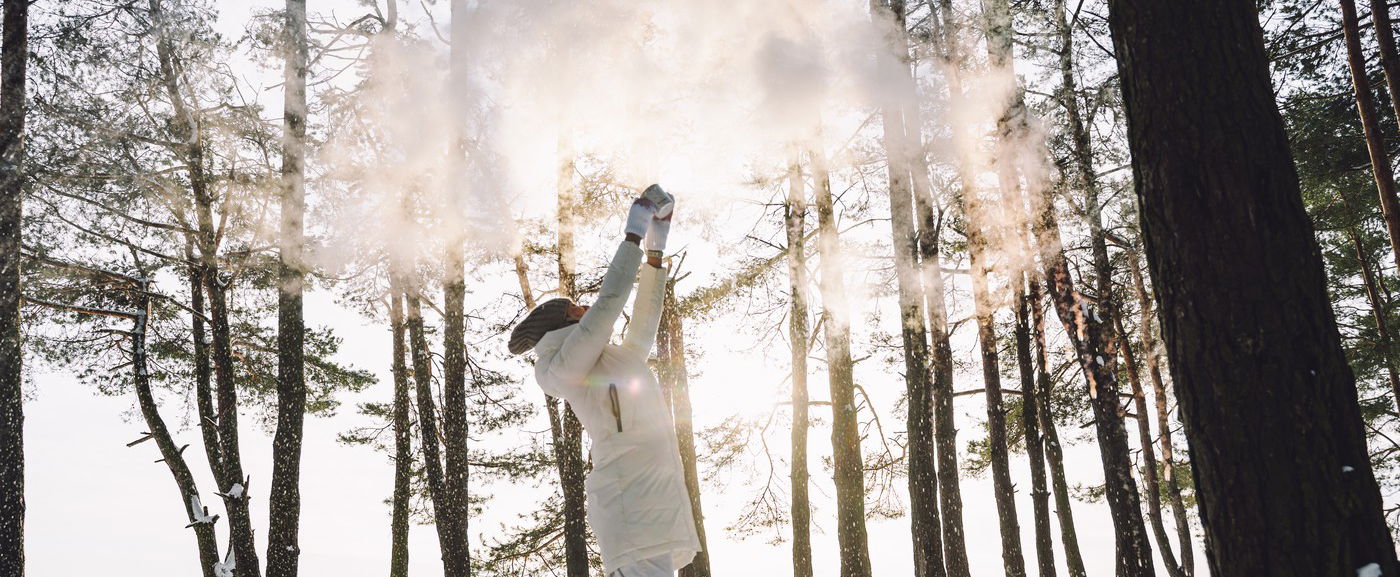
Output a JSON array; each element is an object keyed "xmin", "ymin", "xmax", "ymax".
[{"xmin": 20, "ymin": 1, "xmax": 1211, "ymax": 576}]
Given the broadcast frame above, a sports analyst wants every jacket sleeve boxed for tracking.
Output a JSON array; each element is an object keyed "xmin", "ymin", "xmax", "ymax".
[
  {"xmin": 542, "ymin": 241, "xmax": 643, "ymax": 384},
  {"xmin": 619, "ymin": 263, "xmax": 667, "ymax": 360}
]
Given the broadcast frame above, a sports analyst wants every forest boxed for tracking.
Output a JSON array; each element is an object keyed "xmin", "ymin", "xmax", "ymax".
[{"xmin": 1, "ymin": 0, "xmax": 1398, "ymax": 576}]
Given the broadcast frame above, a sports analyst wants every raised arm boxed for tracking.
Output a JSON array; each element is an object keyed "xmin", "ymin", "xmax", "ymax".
[
  {"xmin": 619, "ymin": 263, "xmax": 667, "ymax": 359},
  {"xmin": 542, "ymin": 240, "xmax": 642, "ymax": 383}
]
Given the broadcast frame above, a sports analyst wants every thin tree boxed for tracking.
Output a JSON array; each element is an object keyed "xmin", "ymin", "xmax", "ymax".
[
  {"xmin": 0, "ymin": 0, "xmax": 25, "ymax": 572},
  {"xmin": 784, "ymin": 154, "xmax": 814, "ymax": 577},
  {"xmin": 1014, "ymin": 270, "xmax": 1055, "ymax": 577},
  {"xmin": 1349, "ymin": 228, "xmax": 1400, "ymax": 413},
  {"xmin": 658, "ymin": 278, "xmax": 712, "ymax": 577},
  {"xmin": 388, "ymin": 272, "xmax": 412, "ymax": 577},
  {"xmin": 1340, "ymin": 0, "xmax": 1400, "ymax": 269},
  {"xmin": 1107, "ymin": 0, "xmax": 1400, "ymax": 574},
  {"xmin": 554, "ymin": 144, "xmax": 589, "ymax": 577},
  {"xmin": 268, "ymin": 1, "xmax": 310, "ymax": 574}
]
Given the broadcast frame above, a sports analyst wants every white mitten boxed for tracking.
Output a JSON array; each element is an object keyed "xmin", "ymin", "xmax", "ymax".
[
  {"xmin": 641, "ymin": 184, "xmax": 674, "ymax": 220},
  {"xmin": 625, "ymin": 197, "xmax": 655, "ymax": 238},
  {"xmin": 646, "ymin": 215, "xmax": 671, "ymax": 253}
]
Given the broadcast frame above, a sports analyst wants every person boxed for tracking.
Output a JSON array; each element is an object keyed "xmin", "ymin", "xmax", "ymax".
[{"xmin": 507, "ymin": 184, "xmax": 700, "ymax": 577}]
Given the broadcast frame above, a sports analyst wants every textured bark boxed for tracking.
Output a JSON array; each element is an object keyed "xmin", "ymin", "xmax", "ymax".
[
  {"xmin": 0, "ymin": 0, "xmax": 25, "ymax": 572},
  {"xmin": 405, "ymin": 288, "xmax": 458, "ymax": 573},
  {"xmin": 1370, "ymin": 0, "xmax": 1400, "ymax": 149},
  {"xmin": 871, "ymin": 2, "xmax": 943, "ymax": 575},
  {"xmin": 1028, "ymin": 286, "xmax": 1086, "ymax": 577},
  {"xmin": 811, "ymin": 138, "xmax": 872, "ymax": 577},
  {"xmin": 1116, "ymin": 314, "xmax": 1185, "ymax": 577},
  {"xmin": 267, "ymin": 1, "xmax": 309, "ymax": 573},
  {"xmin": 186, "ymin": 248, "xmax": 222, "ymax": 497},
  {"xmin": 1107, "ymin": 0, "xmax": 1400, "ymax": 574},
  {"xmin": 1050, "ymin": 0, "xmax": 1156, "ymax": 573},
  {"xmin": 1015, "ymin": 276, "xmax": 1055, "ymax": 577},
  {"xmin": 659, "ymin": 283, "xmax": 712, "ymax": 577},
  {"xmin": 1342, "ymin": 0, "xmax": 1400, "ymax": 270},
  {"xmin": 555, "ymin": 150, "xmax": 589, "ymax": 577},
  {"xmin": 388, "ymin": 278, "xmax": 412, "ymax": 577},
  {"xmin": 784, "ymin": 155, "xmax": 814, "ymax": 577},
  {"xmin": 1127, "ymin": 249, "xmax": 1193, "ymax": 577}
]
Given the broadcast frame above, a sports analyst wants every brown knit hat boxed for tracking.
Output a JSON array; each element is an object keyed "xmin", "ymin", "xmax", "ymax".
[{"xmin": 509, "ymin": 298, "xmax": 574, "ymax": 355}]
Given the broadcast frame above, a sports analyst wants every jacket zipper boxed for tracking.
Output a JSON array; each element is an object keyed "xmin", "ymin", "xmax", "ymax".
[{"xmin": 608, "ymin": 383, "xmax": 623, "ymax": 432}]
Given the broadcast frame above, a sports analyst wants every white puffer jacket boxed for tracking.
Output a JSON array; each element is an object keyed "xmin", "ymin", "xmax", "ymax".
[{"xmin": 533, "ymin": 241, "xmax": 701, "ymax": 576}]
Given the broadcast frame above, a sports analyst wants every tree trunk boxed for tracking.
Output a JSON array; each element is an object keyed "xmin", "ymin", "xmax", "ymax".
[
  {"xmin": 1107, "ymin": 0, "xmax": 1400, "ymax": 574},
  {"xmin": 555, "ymin": 147, "xmax": 589, "ymax": 577},
  {"xmin": 1028, "ymin": 283, "xmax": 1087, "ymax": 577},
  {"xmin": 186, "ymin": 245, "xmax": 223, "ymax": 496},
  {"xmin": 1351, "ymin": 229, "xmax": 1400, "ymax": 414},
  {"xmin": 1015, "ymin": 275, "xmax": 1055, "ymax": 577},
  {"xmin": 0, "ymin": 0, "xmax": 26, "ymax": 569},
  {"xmin": 406, "ymin": 287, "xmax": 459, "ymax": 574},
  {"xmin": 389, "ymin": 276, "xmax": 412, "ymax": 577},
  {"xmin": 870, "ymin": 2, "xmax": 943, "ymax": 575},
  {"xmin": 785, "ymin": 154, "xmax": 814, "ymax": 577},
  {"xmin": 659, "ymin": 282, "xmax": 712, "ymax": 577},
  {"xmin": 267, "ymin": 1, "xmax": 309, "ymax": 573},
  {"xmin": 1127, "ymin": 248, "xmax": 1193, "ymax": 577},
  {"xmin": 1115, "ymin": 314, "xmax": 1185, "ymax": 577},
  {"xmin": 1049, "ymin": 0, "xmax": 1157, "ymax": 573},
  {"xmin": 1369, "ymin": 0, "xmax": 1400, "ymax": 138},
  {"xmin": 811, "ymin": 136, "xmax": 872, "ymax": 577},
  {"xmin": 1342, "ymin": 0, "xmax": 1400, "ymax": 270}
]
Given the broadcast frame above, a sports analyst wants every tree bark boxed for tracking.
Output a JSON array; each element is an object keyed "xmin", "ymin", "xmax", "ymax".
[
  {"xmin": 785, "ymin": 154, "xmax": 814, "ymax": 577},
  {"xmin": 811, "ymin": 136, "xmax": 872, "ymax": 577},
  {"xmin": 870, "ymin": 2, "xmax": 944, "ymax": 575},
  {"xmin": 659, "ymin": 282, "xmax": 712, "ymax": 577},
  {"xmin": 406, "ymin": 287, "xmax": 460, "ymax": 574},
  {"xmin": 389, "ymin": 276, "xmax": 412, "ymax": 577},
  {"xmin": 0, "ymin": 0, "xmax": 26, "ymax": 571},
  {"xmin": 1107, "ymin": 0, "xmax": 1400, "ymax": 574},
  {"xmin": 1369, "ymin": 0, "xmax": 1400, "ymax": 139},
  {"xmin": 1342, "ymin": 0, "xmax": 1400, "ymax": 270},
  {"xmin": 1015, "ymin": 275, "xmax": 1056, "ymax": 577},
  {"xmin": 267, "ymin": 1, "xmax": 309, "ymax": 573},
  {"xmin": 1049, "ymin": 0, "xmax": 1157, "ymax": 573},
  {"xmin": 1126, "ymin": 248, "xmax": 1193, "ymax": 577},
  {"xmin": 555, "ymin": 146, "xmax": 589, "ymax": 577}
]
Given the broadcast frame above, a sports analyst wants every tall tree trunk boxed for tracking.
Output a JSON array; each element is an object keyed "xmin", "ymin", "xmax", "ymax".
[
  {"xmin": 659, "ymin": 283, "xmax": 712, "ymax": 577},
  {"xmin": 1126, "ymin": 247, "xmax": 1193, "ymax": 577},
  {"xmin": 1050, "ymin": 0, "xmax": 1156, "ymax": 573},
  {"xmin": 925, "ymin": 5, "xmax": 972, "ymax": 574},
  {"xmin": 150, "ymin": 1, "xmax": 261, "ymax": 570},
  {"xmin": 1107, "ymin": 0, "xmax": 1400, "ymax": 574},
  {"xmin": 1370, "ymin": 0, "xmax": 1400, "ymax": 136},
  {"xmin": 1351, "ymin": 229, "xmax": 1400, "ymax": 413},
  {"xmin": 555, "ymin": 147, "xmax": 589, "ymax": 577},
  {"xmin": 1028, "ymin": 283, "xmax": 1087, "ymax": 577},
  {"xmin": 1115, "ymin": 314, "xmax": 1185, "ymax": 577},
  {"xmin": 1342, "ymin": 0, "xmax": 1400, "ymax": 270},
  {"xmin": 785, "ymin": 154, "xmax": 814, "ymax": 577},
  {"xmin": 1015, "ymin": 274, "xmax": 1055, "ymax": 577},
  {"xmin": 186, "ymin": 244, "xmax": 222, "ymax": 494},
  {"xmin": 870, "ymin": 2, "xmax": 943, "ymax": 575},
  {"xmin": 436, "ymin": 4, "xmax": 473, "ymax": 575},
  {"xmin": 811, "ymin": 136, "xmax": 873, "ymax": 577},
  {"xmin": 0, "ymin": 0, "xmax": 26, "ymax": 570},
  {"xmin": 268, "ymin": 1, "xmax": 309, "ymax": 573},
  {"xmin": 405, "ymin": 287, "xmax": 457, "ymax": 573},
  {"xmin": 389, "ymin": 276, "xmax": 412, "ymax": 577}
]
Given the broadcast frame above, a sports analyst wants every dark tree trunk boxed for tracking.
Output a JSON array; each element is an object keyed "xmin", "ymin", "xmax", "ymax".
[
  {"xmin": 1028, "ymin": 284, "xmax": 1087, "ymax": 577},
  {"xmin": 1370, "ymin": 0, "xmax": 1400, "ymax": 142},
  {"xmin": 1049, "ymin": 0, "xmax": 1157, "ymax": 573},
  {"xmin": 870, "ymin": 2, "xmax": 943, "ymax": 575},
  {"xmin": 267, "ymin": 1, "xmax": 309, "ymax": 574},
  {"xmin": 1341, "ymin": 0, "xmax": 1400, "ymax": 270},
  {"xmin": 1015, "ymin": 276, "xmax": 1055, "ymax": 577},
  {"xmin": 1127, "ymin": 248, "xmax": 1193, "ymax": 577},
  {"xmin": 406, "ymin": 287, "xmax": 460, "ymax": 574},
  {"xmin": 1350, "ymin": 229, "xmax": 1400, "ymax": 414},
  {"xmin": 186, "ymin": 246, "xmax": 222, "ymax": 493},
  {"xmin": 659, "ymin": 283, "xmax": 712, "ymax": 577},
  {"xmin": 0, "ymin": 0, "xmax": 25, "ymax": 571},
  {"xmin": 389, "ymin": 277, "xmax": 412, "ymax": 577},
  {"xmin": 129, "ymin": 283, "xmax": 221, "ymax": 577},
  {"xmin": 785, "ymin": 155, "xmax": 814, "ymax": 577},
  {"xmin": 812, "ymin": 138, "xmax": 873, "ymax": 577},
  {"xmin": 555, "ymin": 152, "xmax": 589, "ymax": 577},
  {"xmin": 1107, "ymin": 0, "xmax": 1400, "ymax": 574}
]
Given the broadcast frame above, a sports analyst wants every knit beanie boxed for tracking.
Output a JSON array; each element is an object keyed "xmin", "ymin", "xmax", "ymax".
[{"xmin": 509, "ymin": 298, "xmax": 575, "ymax": 355}]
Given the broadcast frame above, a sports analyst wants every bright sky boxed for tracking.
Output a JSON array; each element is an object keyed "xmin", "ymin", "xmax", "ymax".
[{"xmin": 20, "ymin": 1, "xmax": 1209, "ymax": 576}]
